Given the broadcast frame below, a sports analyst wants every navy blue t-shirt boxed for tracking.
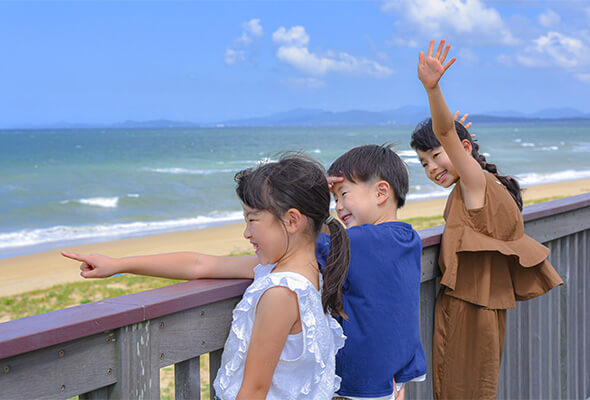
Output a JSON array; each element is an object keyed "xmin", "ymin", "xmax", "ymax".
[{"xmin": 316, "ymin": 221, "xmax": 426, "ymax": 397}]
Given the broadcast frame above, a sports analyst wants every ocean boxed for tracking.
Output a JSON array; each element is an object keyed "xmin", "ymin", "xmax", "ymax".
[{"xmin": 1, "ymin": 122, "xmax": 589, "ymax": 258}]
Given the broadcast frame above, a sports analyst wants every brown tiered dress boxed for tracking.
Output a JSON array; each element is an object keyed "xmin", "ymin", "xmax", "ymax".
[{"xmin": 432, "ymin": 172, "xmax": 563, "ymax": 399}]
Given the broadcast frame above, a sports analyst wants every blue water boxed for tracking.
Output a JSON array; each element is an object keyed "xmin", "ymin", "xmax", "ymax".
[{"xmin": 1, "ymin": 122, "xmax": 589, "ymax": 257}]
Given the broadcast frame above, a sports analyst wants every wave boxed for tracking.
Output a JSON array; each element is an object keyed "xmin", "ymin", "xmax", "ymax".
[
  {"xmin": 516, "ymin": 169, "xmax": 590, "ymax": 186},
  {"xmin": 0, "ymin": 211, "xmax": 244, "ymax": 251},
  {"xmin": 407, "ymin": 190, "xmax": 451, "ymax": 201},
  {"xmin": 59, "ymin": 194, "xmax": 140, "ymax": 208},
  {"xmin": 144, "ymin": 167, "xmax": 239, "ymax": 175}
]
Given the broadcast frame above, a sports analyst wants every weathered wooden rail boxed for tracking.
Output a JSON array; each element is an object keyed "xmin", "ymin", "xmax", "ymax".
[{"xmin": 1, "ymin": 193, "xmax": 589, "ymax": 399}]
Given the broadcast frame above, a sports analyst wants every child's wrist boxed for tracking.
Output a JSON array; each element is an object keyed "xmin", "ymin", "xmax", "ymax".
[{"xmin": 424, "ymin": 84, "xmax": 440, "ymax": 95}]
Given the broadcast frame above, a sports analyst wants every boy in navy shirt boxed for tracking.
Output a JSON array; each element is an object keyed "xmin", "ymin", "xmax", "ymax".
[{"xmin": 317, "ymin": 144, "xmax": 426, "ymax": 400}]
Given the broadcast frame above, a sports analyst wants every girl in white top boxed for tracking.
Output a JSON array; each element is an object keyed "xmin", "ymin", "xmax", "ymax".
[{"xmin": 62, "ymin": 154, "xmax": 350, "ymax": 399}]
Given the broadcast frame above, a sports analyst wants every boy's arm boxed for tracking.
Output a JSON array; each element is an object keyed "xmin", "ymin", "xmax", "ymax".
[
  {"xmin": 237, "ymin": 287, "xmax": 298, "ymax": 399},
  {"xmin": 61, "ymin": 251, "xmax": 257, "ymax": 280},
  {"xmin": 418, "ymin": 40, "xmax": 485, "ymax": 206}
]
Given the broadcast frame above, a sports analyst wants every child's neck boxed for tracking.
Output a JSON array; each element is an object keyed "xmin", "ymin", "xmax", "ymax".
[
  {"xmin": 274, "ymin": 240, "xmax": 318, "ymax": 273},
  {"xmin": 371, "ymin": 209, "xmax": 398, "ymax": 225}
]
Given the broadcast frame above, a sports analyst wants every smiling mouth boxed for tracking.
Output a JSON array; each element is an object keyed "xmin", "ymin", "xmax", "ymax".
[
  {"xmin": 435, "ymin": 170, "xmax": 447, "ymax": 183},
  {"xmin": 251, "ymin": 242, "xmax": 260, "ymax": 253},
  {"xmin": 339, "ymin": 213, "xmax": 352, "ymax": 224}
]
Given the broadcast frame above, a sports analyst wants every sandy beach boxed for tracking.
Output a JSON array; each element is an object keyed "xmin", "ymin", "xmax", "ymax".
[{"xmin": 1, "ymin": 178, "xmax": 589, "ymax": 298}]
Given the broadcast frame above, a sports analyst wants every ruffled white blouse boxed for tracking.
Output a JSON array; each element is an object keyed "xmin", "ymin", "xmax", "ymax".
[{"xmin": 213, "ymin": 263, "xmax": 346, "ymax": 399}]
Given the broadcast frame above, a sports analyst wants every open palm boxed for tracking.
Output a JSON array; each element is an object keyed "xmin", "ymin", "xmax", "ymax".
[{"xmin": 418, "ymin": 40, "xmax": 456, "ymax": 90}]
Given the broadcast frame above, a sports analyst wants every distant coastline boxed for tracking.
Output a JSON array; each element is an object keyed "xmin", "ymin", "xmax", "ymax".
[{"xmin": 3, "ymin": 106, "xmax": 590, "ymax": 130}]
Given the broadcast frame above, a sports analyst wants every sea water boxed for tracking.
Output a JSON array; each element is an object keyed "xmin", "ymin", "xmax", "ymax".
[{"xmin": 1, "ymin": 122, "xmax": 589, "ymax": 257}]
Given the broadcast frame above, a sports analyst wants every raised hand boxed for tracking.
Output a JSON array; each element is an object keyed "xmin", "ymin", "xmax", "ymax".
[
  {"xmin": 61, "ymin": 251, "xmax": 119, "ymax": 278},
  {"xmin": 418, "ymin": 39, "xmax": 456, "ymax": 90},
  {"xmin": 454, "ymin": 110, "xmax": 473, "ymax": 130},
  {"xmin": 327, "ymin": 175, "xmax": 344, "ymax": 194}
]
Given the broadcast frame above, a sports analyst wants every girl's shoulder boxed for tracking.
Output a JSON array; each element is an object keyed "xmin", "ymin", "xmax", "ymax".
[{"xmin": 446, "ymin": 172, "xmax": 523, "ymax": 240}]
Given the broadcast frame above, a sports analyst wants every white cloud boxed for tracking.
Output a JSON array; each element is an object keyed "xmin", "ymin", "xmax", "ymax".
[
  {"xmin": 383, "ymin": 0, "xmax": 517, "ymax": 46},
  {"xmin": 243, "ymin": 19, "xmax": 263, "ymax": 37},
  {"xmin": 225, "ymin": 19, "xmax": 263, "ymax": 65},
  {"xmin": 517, "ymin": 32, "xmax": 588, "ymax": 69},
  {"xmin": 224, "ymin": 48, "xmax": 245, "ymax": 65},
  {"xmin": 272, "ymin": 26, "xmax": 393, "ymax": 77},
  {"xmin": 273, "ymin": 26, "xmax": 309, "ymax": 47},
  {"xmin": 505, "ymin": 31, "xmax": 590, "ymax": 83},
  {"xmin": 538, "ymin": 9, "xmax": 561, "ymax": 28}
]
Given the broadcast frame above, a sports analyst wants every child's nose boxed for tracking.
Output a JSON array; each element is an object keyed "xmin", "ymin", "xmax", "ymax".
[{"xmin": 243, "ymin": 226, "xmax": 251, "ymax": 239}]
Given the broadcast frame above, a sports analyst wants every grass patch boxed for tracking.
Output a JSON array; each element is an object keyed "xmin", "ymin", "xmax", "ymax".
[
  {"xmin": 401, "ymin": 215, "xmax": 445, "ymax": 231},
  {"xmin": 524, "ymin": 195, "xmax": 565, "ymax": 206}
]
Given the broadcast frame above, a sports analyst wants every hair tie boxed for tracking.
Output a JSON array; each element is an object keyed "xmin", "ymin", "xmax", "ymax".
[{"xmin": 324, "ymin": 215, "xmax": 335, "ymax": 224}]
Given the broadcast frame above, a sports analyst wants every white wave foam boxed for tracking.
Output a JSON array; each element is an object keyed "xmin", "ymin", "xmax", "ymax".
[
  {"xmin": 0, "ymin": 211, "xmax": 244, "ymax": 251},
  {"xmin": 517, "ymin": 169, "xmax": 590, "ymax": 186},
  {"xmin": 79, "ymin": 197, "xmax": 118, "ymax": 208},
  {"xmin": 407, "ymin": 190, "xmax": 451, "ymax": 201},
  {"xmin": 144, "ymin": 167, "xmax": 238, "ymax": 175},
  {"xmin": 521, "ymin": 142, "xmax": 535, "ymax": 147},
  {"xmin": 60, "ymin": 197, "xmax": 119, "ymax": 208},
  {"xmin": 398, "ymin": 150, "xmax": 416, "ymax": 157},
  {"xmin": 538, "ymin": 146, "xmax": 559, "ymax": 151},
  {"xmin": 404, "ymin": 157, "xmax": 421, "ymax": 164}
]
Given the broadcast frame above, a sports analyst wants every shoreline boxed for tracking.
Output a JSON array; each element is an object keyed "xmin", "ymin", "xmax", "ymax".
[{"xmin": 1, "ymin": 178, "xmax": 589, "ymax": 297}]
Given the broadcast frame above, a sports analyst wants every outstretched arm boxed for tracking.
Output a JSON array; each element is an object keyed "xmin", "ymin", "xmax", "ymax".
[
  {"xmin": 61, "ymin": 250, "xmax": 257, "ymax": 280},
  {"xmin": 418, "ymin": 40, "xmax": 485, "ymax": 207}
]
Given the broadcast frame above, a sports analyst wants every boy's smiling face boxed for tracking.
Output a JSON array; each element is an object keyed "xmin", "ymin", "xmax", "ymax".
[{"xmin": 332, "ymin": 178, "xmax": 378, "ymax": 228}]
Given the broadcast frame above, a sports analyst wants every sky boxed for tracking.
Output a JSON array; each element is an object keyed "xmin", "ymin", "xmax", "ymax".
[{"xmin": 0, "ymin": 0, "xmax": 588, "ymax": 126}]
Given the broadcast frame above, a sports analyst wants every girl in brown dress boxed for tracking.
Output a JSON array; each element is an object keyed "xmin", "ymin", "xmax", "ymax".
[{"xmin": 411, "ymin": 40, "xmax": 563, "ymax": 399}]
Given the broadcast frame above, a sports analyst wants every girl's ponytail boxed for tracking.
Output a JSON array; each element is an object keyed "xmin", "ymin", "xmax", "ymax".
[{"xmin": 322, "ymin": 216, "xmax": 350, "ymax": 319}]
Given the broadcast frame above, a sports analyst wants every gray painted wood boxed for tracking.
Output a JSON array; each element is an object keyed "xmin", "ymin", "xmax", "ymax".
[
  {"xmin": 79, "ymin": 385, "xmax": 113, "ymax": 400},
  {"xmin": 158, "ymin": 297, "xmax": 240, "ymax": 367},
  {"xmin": 0, "ymin": 332, "xmax": 116, "ymax": 400},
  {"xmin": 420, "ymin": 245, "xmax": 440, "ymax": 282},
  {"xmin": 110, "ymin": 321, "xmax": 160, "ymax": 400},
  {"xmin": 175, "ymin": 356, "xmax": 201, "ymax": 400},
  {"xmin": 524, "ymin": 207, "xmax": 590, "ymax": 243},
  {"xmin": 209, "ymin": 349, "xmax": 223, "ymax": 399}
]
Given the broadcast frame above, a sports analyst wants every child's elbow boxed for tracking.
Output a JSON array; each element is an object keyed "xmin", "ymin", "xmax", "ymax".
[
  {"xmin": 189, "ymin": 253, "xmax": 210, "ymax": 279},
  {"xmin": 236, "ymin": 383, "xmax": 269, "ymax": 400}
]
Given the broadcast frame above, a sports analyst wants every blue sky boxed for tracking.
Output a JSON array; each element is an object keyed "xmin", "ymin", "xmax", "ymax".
[{"xmin": 0, "ymin": 1, "xmax": 588, "ymax": 126}]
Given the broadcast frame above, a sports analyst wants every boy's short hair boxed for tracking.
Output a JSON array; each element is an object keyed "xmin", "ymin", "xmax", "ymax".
[{"xmin": 328, "ymin": 144, "xmax": 409, "ymax": 208}]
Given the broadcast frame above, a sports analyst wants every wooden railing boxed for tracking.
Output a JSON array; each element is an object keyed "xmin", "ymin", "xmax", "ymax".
[{"xmin": 1, "ymin": 193, "xmax": 589, "ymax": 399}]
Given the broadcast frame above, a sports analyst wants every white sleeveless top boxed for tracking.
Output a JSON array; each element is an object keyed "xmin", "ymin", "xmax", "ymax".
[{"xmin": 213, "ymin": 263, "xmax": 346, "ymax": 399}]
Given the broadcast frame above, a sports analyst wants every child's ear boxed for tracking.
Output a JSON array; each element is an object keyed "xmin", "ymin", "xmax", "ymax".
[
  {"xmin": 375, "ymin": 180, "xmax": 391, "ymax": 206},
  {"xmin": 461, "ymin": 139, "xmax": 473, "ymax": 154},
  {"xmin": 284, "ymin": 208, "xmax": 304, "ymax": 234}
]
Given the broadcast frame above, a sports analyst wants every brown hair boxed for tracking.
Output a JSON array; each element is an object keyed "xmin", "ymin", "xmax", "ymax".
[{"xmin": 235, "ymin": 153, "xmax": 350, "ymax": 317}]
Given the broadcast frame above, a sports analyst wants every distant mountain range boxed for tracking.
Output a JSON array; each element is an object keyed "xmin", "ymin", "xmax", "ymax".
[{"xmin": 6, "ymin": 106, "xmax": 590, "ymax": 129}]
